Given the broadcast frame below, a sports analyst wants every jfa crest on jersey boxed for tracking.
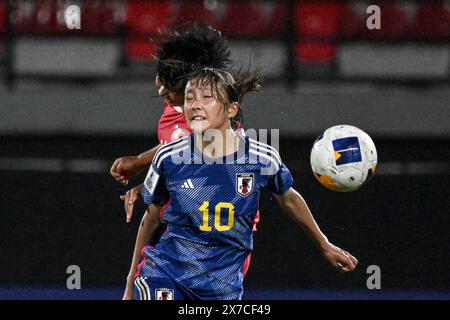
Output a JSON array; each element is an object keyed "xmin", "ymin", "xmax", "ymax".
[
  {"xmin": 236, "ymin": 173, "xmax": 254, "ymax": 197},
  {"xmin": 141, "ymin": 134, "xmax": 294, "ymax": 299},
  {"xmin": 156, "ymin": 288, "xmax": 174, "ymax": 300}
]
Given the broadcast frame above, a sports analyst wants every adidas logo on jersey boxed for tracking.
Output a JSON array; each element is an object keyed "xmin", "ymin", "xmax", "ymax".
[{"xmin": 180, "ymin": 179, "xmax": 194, "ymax": 189}]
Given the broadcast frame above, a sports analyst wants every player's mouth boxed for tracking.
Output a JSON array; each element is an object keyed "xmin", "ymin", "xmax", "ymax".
[
  {"xmin": 192, "ymin": 116, "xmax": 206, "ymax": 121},
  {"xmin": 190, "ymin": 115, "xmax": 208, "ymax": 132}
]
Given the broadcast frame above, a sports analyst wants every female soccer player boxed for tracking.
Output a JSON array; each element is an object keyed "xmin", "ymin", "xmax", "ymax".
[
  {"xmin": 115, "ymin": 25, "xmax": 258, "ymax": 299},
  {"xmin": 133, "ymin": 67, "xmax": 358, "ymax": 300}
]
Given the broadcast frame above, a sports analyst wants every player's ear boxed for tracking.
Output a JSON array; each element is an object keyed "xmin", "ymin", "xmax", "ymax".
[{"xmin": 228, "ymin": 102, "xmax": 240, "ymax": 119}]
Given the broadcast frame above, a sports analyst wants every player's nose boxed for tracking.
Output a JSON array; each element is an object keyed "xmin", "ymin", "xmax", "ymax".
[
  {"xmin": 159, "ymin": 85, "xmax": 169, "ymax": 97},
  {"xmin": 155, "ymin": 74, "xmax": 162, "ymax": 88},
  {"xmin": 191, "ymin": 100, "xmax": 203, "ymax": 110}
]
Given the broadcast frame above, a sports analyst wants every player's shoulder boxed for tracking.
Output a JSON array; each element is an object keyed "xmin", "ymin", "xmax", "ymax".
[
  {"xmin": 154, "ymin": 136, "xmax": 191, "ymax": 168},
  {"xmin": 161, "ymin": 101, "xmax": 184, "ymax": 116},
  {"xmin": 247, "ymin": 137, "xmax": 282, "ymax": 170}
]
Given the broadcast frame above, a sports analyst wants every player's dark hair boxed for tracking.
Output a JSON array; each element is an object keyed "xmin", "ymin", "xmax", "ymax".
[
  {"xmin": 186, "ymin": 66, "xmax": 263, "ymax": 129},
  {"xmin": 155, "ymin": 24, "xmax": 231, "ymax": 92}
]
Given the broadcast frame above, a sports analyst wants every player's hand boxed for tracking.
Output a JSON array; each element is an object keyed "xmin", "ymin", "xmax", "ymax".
[
  {"xmin": 321, "ymin": 242, "xmax": 358, "ymax": 272},
  {"xmin": 110, "ymin": 156, "xmax": 143, "ymax": 185},
  {"xmin": 120, "ymin": 184, "xmax": 144, "ymax": 223},
  {"xmin": 122, "ymin": 279, "xmax": 135, "ymax": 300}
]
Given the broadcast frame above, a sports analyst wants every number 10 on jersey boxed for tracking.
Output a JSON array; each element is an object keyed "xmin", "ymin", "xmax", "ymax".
[{"xmin": 198, "ymin": 201, "xmax": 235, "ymax": 232}]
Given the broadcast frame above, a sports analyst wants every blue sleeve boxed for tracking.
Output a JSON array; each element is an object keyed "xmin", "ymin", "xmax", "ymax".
[
  {"xmin": 141, "ymin": 161, "xmax": 170, "ymax": 207},
  {"xmin": 267, "ymin": 162, "xmax": 294, "ymax": 195}
]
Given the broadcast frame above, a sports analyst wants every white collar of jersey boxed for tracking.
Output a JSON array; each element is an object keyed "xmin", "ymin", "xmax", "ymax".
[{"xmin": 173, "ymin": 106, "xmax": 184, "ymax": 113}]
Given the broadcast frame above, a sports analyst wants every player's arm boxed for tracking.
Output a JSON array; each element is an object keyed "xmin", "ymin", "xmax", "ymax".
[
  {"xmin": 110, "ymin": 144, "xmax": 161, "ymax": 185},
  {"xmin": 272, "ymin": 188, "xmax": 358, "ymax": 272},
  {"xmin": 124, "ymin": 204, "xmax": 162, "ymax": 300}
]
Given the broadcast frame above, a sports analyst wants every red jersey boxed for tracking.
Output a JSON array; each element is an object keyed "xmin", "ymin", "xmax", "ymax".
[{"xmin": 157, "ymin": 102, "xmax": 191, "ymax": 145}]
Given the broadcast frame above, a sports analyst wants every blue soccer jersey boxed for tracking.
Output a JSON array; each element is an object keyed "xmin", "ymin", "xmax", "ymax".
[{"xmin": 140, "ymin": 134, "xmax": 294, "ymax": 299}]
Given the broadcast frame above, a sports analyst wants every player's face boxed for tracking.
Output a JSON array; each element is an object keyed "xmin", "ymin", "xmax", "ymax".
[
  {"xmin": 155, "ymin": 74, "xmax": 184, "ymax": 106},
  {"xmin": 184, "ymin": 78, "xmax": 236, "ymax": 133}
]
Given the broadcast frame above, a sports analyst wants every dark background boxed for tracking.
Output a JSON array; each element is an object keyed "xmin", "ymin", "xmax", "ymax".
[{"xmin": 1, "ymin": 135, "xmax": 449, "ymax": 294}]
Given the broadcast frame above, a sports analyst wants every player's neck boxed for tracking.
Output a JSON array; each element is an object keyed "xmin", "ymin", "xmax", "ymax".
[{"xmin": 195, "ymin": 128, "xmax": 239, "ymax": 159}]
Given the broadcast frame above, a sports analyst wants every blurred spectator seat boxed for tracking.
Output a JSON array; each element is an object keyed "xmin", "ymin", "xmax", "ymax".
[
  {"xmin": 82, "ymin": 0, "xmax": 115, "ymax": 35},
  {"xmin": 220, "ymin": 2, "xmax": 264, "ymax": 38},
  {"xmin": 175, "ymin": 0, "xmax": 217, "ymax": 28},
  {"xmin": 0, "ymin": 0, "xmax": 5, "ymax": 34},
  {"xmin": 364, "ymin": 2, "xmax": 409, "ymax": 40},
  {"xmin": 265, "ymin": 2, "xmax": 287, "ymax": 37},
  {"xmin": 12, "ymin": 0, "xmax": 34, "ymax": 34},
  {"xmin": 125, "ymin": 38, "xmax": 157, "ymax": 62},
  {"xmin": 411, "ymin": 2, "xmax": 450, "ymax": 39},
  {"xmin": 0, "ymin": 0, "xmax": 3, "ymax": 57},
  {"xmin": 296, "ymin": 1, "xmax": 342, "ymax": 38},
  {"xmin": 295, "ymin": 2, "xmax": 342, "ymax": 64},
  {"xmin": 295, "ymin": 42, "xmax": 336, "ymax": 64},
  {"xmin": 31, "ymin": 0, "xmax": 59, "ymax": 34},
  {"xmin": 126, "ymin": 0, "xmax": 172, "ymax": 36},
  {"xmin": 340, "ymin": 2, "xmax": 364, "ymax": 38}
]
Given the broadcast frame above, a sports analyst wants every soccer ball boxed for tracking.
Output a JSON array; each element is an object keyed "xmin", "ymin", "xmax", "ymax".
[{"xmin": 310, "ymin": 125, "xmax": 378, "ymax": 192}]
